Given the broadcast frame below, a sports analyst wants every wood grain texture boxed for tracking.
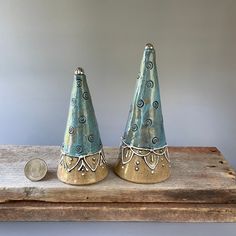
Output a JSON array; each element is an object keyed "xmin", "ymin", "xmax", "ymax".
[
  {"xmin": 0, "ymin": 201, "xmax": 236, "ymax": 222},
  {"xmin": 0, "ymin": 145, "xmax": 235, "ymax": 204},
  {"xmin": 0, "ymin": 145, "xmax": 235, "ymax": 222}
]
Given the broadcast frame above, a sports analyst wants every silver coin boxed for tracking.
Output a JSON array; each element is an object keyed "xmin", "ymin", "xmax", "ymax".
[{"xmin": 24, "ymin": 158, "xmax": 47, "ymax": 181}]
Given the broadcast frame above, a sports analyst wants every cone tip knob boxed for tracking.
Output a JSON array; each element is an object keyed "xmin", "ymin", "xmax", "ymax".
[
  {"xmin": 74, "ymin": 67, "xmax": 85, "ymax": 75},
  {"xmin": 145, "ymin": 43, "xmax": 154, "ymax": 50}
]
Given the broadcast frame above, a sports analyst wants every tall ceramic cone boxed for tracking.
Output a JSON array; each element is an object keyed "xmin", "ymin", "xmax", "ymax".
[
  {"xmin": 114, "ymin": 44, "xmax": 171, "ymax": 183},
  {"xmin": 57, "ymin": 67, "xmax": 108, "ymax": 185}
]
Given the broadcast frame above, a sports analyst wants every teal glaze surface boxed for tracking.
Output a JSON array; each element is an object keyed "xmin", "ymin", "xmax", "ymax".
[
  {"xmin": 62, "ymin": 72, "xmax": 102, "ymax": 157},
  {"xmin": 123, "ymin": 44, "xmax": 167, "ymax": 149}
]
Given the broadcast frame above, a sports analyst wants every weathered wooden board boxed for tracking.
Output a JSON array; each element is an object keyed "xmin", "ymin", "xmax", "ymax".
[
  {"xmin": 0, "ymin": 145, "xmax": 235, "ymax": 222},
  {"xmin": 0, "ymin": 201, "xmax": 236, "ymax": 222},
  {"xmin": 0, "ymin": 146, "xmax": 235, "ymax": 204}
]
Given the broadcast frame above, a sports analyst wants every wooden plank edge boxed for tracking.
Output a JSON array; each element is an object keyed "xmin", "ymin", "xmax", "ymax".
[
  {"xmin": 0, "ymin": 201, "xmax": 235, "ymax": 222},
  {"xmin": 1, "ymin": 187, "xmax": 236, "ymax": 204}
]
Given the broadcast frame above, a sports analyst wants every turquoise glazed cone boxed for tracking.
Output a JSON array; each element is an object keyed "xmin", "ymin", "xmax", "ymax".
[
  {"xmin": 114, "ymin": 44, "xmax": 171, "ymax": 184},
  {"xmin": 57, "ymin": 67, "xmax": 108, "ymax": 185},
  {"xmin": 123, "ymin": 43, "xmax": 167, "ymax": 149},
  {"xmin": 62, "ymin": 68, "xmax": 102, "ymax": 156}
]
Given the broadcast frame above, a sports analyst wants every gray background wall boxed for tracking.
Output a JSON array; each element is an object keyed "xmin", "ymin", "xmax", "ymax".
[{"xmin": 0, "ymin": 0, "xmax": 235, "ymax": 235}]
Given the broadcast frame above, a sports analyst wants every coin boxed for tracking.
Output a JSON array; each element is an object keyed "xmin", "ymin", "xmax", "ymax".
[{"xmin": 24, "ymin": 158, "xmax": 47, "ymax": 181}]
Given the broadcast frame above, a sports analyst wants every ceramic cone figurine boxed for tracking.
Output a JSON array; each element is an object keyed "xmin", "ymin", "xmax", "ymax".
[
  {"xmin": 114, "ymin": 43, "xmax": 171, "ymax": 184},
  {"xmin": 57, "ymin": 67, "xmax": 108, "ymax": 185}
]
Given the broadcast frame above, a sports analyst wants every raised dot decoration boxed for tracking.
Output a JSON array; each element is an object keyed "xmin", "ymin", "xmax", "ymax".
[
  {"xmin": 146, "ymin": 80, "xmax": 154, "ymax": 88},
  {"xmin": 69, "ymin": 126, "xmax": 75, "ymax": 135},
  {"xmin": 79, "ymin": 115, "xmax": 86, "ymax": 124},
  {"xmin": 153, "ymin": 101, "xmax": 159, "ymax": 109},
  {"xmin": 145, "ymin": 118, "xmax": 152, "ymax": 127},
  {"xmin": 76, "ymin": 78, "xmax": 82, "ymax": 87},
  {"xmin": 71, "ymin": 98, "xmax": 77, "ymax": 106},
  {"xmin": 152, "ymin": 137, "xmax": 159, "ymax": 144},
  {"xmin": 146, "ymin": 61, "xmax": 153, "ymax": 70},
  {"xmin": 131, "ymin": 124, "xmax": 138, "ymax": 132},
  {"xmin": 137, "ymin": 99, "xmax": 144, "ymax": 108},
  {"xmin": 88, "ymin": 134, "xmax": 94, "ymax": 143},
  {"xmin": 76, "ymin": 145, "xmax": 83, "ymax": 154},
  {"xmin": 82, "ymin": 92, "xmax": 89, "ymax": 100}
]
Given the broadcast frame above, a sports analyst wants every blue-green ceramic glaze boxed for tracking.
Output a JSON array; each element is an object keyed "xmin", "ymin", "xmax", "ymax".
[
  {"xmin": 62, "ymin": 70, "xmax": 102, "ymax": 157},
  {"xmin": 123, "ymin": 44, "xmax": 167, "ymax": 149}
]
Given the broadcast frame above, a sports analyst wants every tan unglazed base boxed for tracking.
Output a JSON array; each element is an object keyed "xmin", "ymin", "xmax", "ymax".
[
  {"xmin": 114, "ymin": 146, "xmax": 171, "ymax": 184},
  {"xmin": 57, "ymin": 152, "xmax": 108, "ymax": 185}
]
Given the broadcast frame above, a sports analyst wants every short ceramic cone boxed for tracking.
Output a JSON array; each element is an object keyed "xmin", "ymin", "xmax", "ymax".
[
  {"xmin": 57, "ymin": 67, "xmax": 108, "ymax": 185},
  {"xmin": 114, "ymin": 44, "xmax": 171, "ymax": 184}
]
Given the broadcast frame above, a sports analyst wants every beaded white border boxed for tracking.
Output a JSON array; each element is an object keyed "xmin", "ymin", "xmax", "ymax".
[
  {"xmin": 120, "ymin": 139, "xmax": 170, "ymax": 170},
  {"xmin": 59, "ymin": 149, "xmax": 106, "ymax": 173}
]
